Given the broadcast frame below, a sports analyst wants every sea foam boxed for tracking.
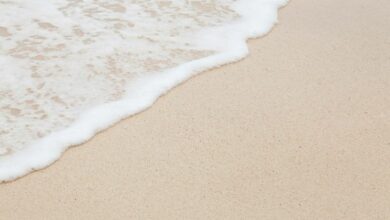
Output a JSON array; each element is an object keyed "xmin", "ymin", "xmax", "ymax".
[{"xmin": 0, "ymin": 0, "xmax": 287, "ymax": 182}]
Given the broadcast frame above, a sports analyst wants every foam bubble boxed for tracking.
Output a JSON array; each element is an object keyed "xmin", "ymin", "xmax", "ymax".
[{"xmin": 0, "ymin": 0, "xmax": 288, "ymax": 182}]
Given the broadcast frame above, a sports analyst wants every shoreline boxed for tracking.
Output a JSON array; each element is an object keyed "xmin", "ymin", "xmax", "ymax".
[
  {"xmin": 0, "ymin": 0, "xmax": 286, "ymax": 182},
  {"xmin": 1, "ymin": 0, "xmax": 390, "ymax": 219}
]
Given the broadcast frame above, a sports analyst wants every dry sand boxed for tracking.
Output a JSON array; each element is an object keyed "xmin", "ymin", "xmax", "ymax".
[{"xmin": 1, "ymin": 0, "xmax": 390, "ymax": 219}]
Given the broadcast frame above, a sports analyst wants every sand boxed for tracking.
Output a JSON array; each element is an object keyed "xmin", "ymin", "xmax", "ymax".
[{"xmin": 1, "ymin": 0, "xmax": 390, "ymax": 219}]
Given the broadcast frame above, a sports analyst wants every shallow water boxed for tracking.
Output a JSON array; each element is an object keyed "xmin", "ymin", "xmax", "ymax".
[{"xmin": 0, "ymin": 0, "xmax": 287, "ymax": 181}]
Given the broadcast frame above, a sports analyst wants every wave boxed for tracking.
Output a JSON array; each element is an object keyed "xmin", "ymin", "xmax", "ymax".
[{"xmin": 0, "ymin": 0, "xmax": 288, "ymax": 182}]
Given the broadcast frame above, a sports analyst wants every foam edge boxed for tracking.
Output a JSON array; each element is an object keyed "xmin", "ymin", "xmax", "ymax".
[{"xmin": 0, "ymin": 0, "xmax": 288, "ymax": 183}]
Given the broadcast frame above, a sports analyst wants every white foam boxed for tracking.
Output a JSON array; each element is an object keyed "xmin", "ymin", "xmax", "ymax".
[{"xmin": 0, "ymin": 0, "xmax": 288, "ymax": 182}]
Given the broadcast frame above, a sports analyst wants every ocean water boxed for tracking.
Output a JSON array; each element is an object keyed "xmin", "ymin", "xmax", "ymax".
[{"xmin": 0, "ymin": 0, "xmax": 287, "ymax": 182}]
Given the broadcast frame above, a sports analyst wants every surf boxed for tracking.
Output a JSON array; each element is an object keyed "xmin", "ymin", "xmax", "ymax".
[{"xmin": 0, "ymin": 0, "xmax": 288, "ymax": 182}]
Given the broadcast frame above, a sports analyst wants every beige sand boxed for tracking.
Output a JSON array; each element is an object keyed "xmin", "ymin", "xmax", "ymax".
[{"xmin": 1, "ymin": 0, "xmax": 390, "ymax": 219}]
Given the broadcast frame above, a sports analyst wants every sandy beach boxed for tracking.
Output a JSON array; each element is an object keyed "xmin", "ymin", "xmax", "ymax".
[{"xmin": 1, "ymin": 0, "xmax": 390, "ymax": 219}]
